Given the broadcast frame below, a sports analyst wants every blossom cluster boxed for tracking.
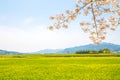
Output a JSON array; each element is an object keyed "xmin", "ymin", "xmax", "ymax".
[{"xmin": 49, "ymin": 0, "xmax": 120, "ymax": 44}]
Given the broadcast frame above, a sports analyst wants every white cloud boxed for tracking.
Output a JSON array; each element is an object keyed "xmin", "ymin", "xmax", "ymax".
[
  {"xmin": 0, "ymin": 24, "xmax": 91, "ymax": 52},
  {"xmin": 0, "ymin": 17, "xmax": 119, "ymax": 52}
]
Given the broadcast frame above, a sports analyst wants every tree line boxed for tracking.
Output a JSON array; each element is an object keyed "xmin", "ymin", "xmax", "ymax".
[{"xmin": 75, "ymin": 48, "xmax": 111, "ymax": 54}]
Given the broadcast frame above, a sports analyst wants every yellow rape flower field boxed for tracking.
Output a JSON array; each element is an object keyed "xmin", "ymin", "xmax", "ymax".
[{"xmin": 0, "ymin": 54, "xmax": 120, "ymax": 80}]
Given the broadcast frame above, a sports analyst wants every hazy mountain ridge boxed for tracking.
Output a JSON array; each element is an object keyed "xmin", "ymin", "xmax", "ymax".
[
  {"xmin": 61, "ymin": 43, "xmax": 120, "ymax": 53},
  {"xmin": 35, "ymin": 49, "xmax": 63, "ymax": 54},
  {"xmin": 0, "ymin": 42, "xmax": 120, "ymax": 54},
  {"xmin": 35, "ymin": 42, "xmax": 120, "ymax": 54},
  {"xmin": 0, "ymin": 49, "xmax": 19, "ymax": 55}
]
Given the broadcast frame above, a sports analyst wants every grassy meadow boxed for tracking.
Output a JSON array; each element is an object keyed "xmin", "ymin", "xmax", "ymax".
[{"xmin": 0, "ymin": 54, "xmax": 120, "ymax": 80}]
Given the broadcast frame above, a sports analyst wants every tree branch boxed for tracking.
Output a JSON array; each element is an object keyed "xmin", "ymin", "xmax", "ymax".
[{"xmin": 91, "ymin": 1, "xmax": 98, "ymax": 38}]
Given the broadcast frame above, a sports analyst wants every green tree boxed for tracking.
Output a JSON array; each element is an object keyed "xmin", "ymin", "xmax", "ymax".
[
  {"xmin": 98, "ymin": 48, "xmax": 111, "ymax": 54},
  {"xmin": 89, "ymin": 50, "xmax": 97, "ymax": 54},
  {"xmin": 103, "ymin": 48, "xmax": 111, "ymax": 54}
]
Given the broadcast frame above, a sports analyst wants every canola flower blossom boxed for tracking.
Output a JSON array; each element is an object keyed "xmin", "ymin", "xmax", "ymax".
[{"xmin": 49, "ymin": 0, "xmax": 120, "ymax": 44}]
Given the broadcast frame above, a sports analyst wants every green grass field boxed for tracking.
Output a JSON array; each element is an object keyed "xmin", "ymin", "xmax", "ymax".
[{"xmin": 0, "ymin": 54, "xmax": 120, "ymax": 80}]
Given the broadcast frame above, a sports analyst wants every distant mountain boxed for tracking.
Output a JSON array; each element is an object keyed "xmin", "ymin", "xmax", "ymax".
[
  {"xmin": 2, "ymin": 42, "xmax": 119, "ymax": 54},
  {"xmin": 0, "ymin": 49, "xmax": 19, "ymax": 55},
  {"xmin": 34, "ymin": 42, "xmax": 120, "ymax": 54},
  {"xmin": 35, "ymin": 49, "xmax": 62, "ymax": 54},
  {"xmin": 60, "ymin": 42, "xmax": 120, "ymax": 53}
]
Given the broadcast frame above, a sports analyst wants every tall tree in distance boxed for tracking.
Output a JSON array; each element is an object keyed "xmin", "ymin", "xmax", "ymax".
[{"xmin": 49, "ymin": 0, "xmax": 120, "ymax": 44}]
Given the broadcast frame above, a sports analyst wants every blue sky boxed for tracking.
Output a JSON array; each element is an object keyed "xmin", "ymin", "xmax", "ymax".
[{"xmin": 0, "ymin": 0, "xmax": 120, "ymax": 52}]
